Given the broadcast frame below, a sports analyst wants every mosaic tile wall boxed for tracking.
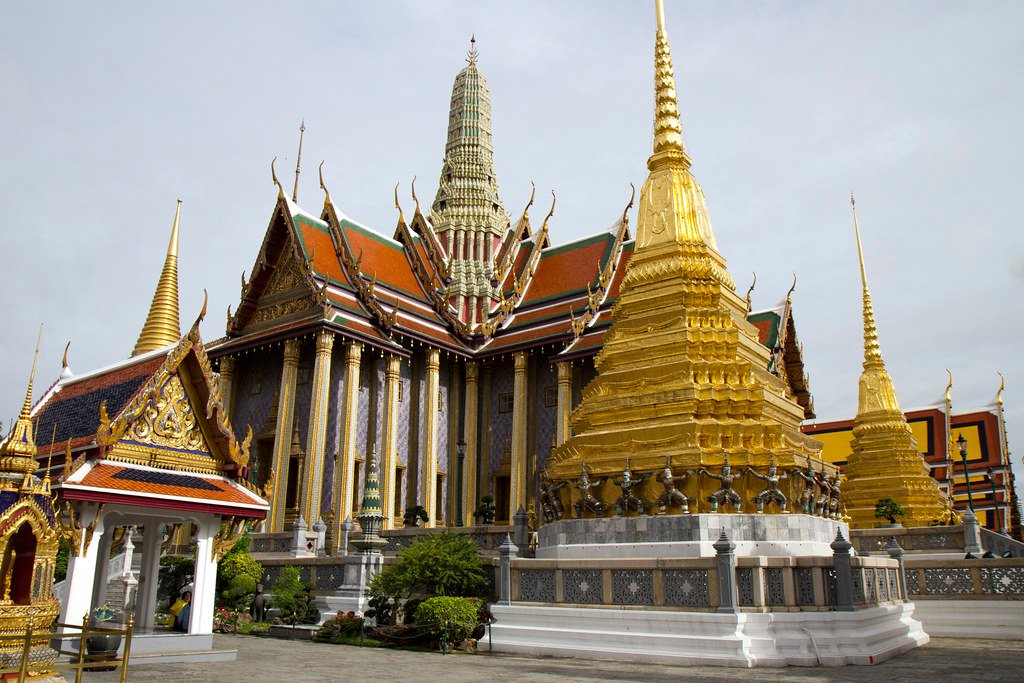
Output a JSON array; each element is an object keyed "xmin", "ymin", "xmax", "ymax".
[
  {"xmin": 318, "ymin": 343, "xmax": 347, "ymax": 514},
  {"xmin": 231, "ymin": 348, "xmax": 282, "ymax": 439},
  {"xmin": 397, "ymin": 360, "xmax": 412, "ymax": 469},
  {"xmin": 489, "ymin": 362, "xmax": 514, "ymax": 477},
  {"xmin": 534, "ymin": 357, "xmax": 556, "ymax": 471}
]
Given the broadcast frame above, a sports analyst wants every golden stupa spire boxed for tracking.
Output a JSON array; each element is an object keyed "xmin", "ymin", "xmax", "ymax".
[
  {"xmin": 132, "ymin": 199, "xmax": 183, "ymax": 356},
  {"xmin": 649, "ymin": 0, "xmax": 688, "ymax": 171},
  {"xmin": 842, "ymin": 194, "xmax": 950, "ymax": 527},
  {"xmin": 851, "ymin": 194, "xmax": 883, "ymax": 367},
  {"xmin": 1, "ymin": 326, "xmax": 43, "ymax": 473}
]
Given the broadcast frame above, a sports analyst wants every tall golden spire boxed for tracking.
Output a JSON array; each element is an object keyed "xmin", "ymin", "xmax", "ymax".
[
  {"xmin": 132, "ymin": 199, "xmax": 182, "ymax": 356},
  {"xmin": 1, "ymin": 326, "xmax": 43, "ymax": 473},
  {"xmin": 842, "ymin": 195, "xmax": 950, "ymax": 527},
  {"xmin": 649, "ymin": 0, "xmax": 688, "ymax": 171}
]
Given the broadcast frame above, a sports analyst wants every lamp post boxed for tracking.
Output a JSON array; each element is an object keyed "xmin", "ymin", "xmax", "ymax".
[
  {"xmin": 957, "ymin": 433, "xmax": 976, "ymax": 513},
  {"xmin": 984, "ymin": 467, "xmax": 1008, "ymax": 535},
  {"xmin": 456, "ymin": 438, "xmax": 467, "ymax": 527}
]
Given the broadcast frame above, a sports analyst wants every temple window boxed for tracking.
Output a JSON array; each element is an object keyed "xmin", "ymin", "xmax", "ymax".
[{"xmin": 1, "ymin": 523, "xmax": 38, "ymax": 605}]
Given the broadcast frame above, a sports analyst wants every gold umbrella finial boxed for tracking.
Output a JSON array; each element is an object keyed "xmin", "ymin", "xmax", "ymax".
[
  {"xmin": 131, "ymin": 199, "xmax": 182, "ymax": 356},
  {"xmin": 292, "ymin": 120, "xmax": 305, "ymax": 203}
]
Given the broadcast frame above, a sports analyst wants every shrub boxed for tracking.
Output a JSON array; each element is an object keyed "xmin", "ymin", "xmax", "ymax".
[
  {"xmin": 213, "ymin": 608, "xmax": 252, "ymax": 633},
  {"xmin": 316, "ymin": 611, "xmax": 364, "ymax": 640},
  {"xmin": 54, "ymin": 540, "xmax": 69, "ymax": 583},
  {"xmin": 874, "ymin": 498, "xmax": 907, "ymax": 525},
  {"xmin": 413, "ymin": 596, "xmax": 480, "ymax": 644},
  {"xmin": 270, "ymin": 566, "xmax": 320, "ymax": 624},
  {"xmin": 367, "ymin": 531, "xmax": 487, "ymax": 610},
  {"xmin": 217, "ymin": 535, "xmax": 263, "ymax": 611}
]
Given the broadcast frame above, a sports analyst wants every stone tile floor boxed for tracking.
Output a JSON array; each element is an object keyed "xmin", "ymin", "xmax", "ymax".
[{"xmin": 88, "ymin": 635, "xmax": 1022, "ymax": 682}]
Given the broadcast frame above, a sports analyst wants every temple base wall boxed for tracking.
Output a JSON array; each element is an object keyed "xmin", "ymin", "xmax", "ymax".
[{"xmin": 537, "ymin": 514, "xmax": 849, "ymax": 559}]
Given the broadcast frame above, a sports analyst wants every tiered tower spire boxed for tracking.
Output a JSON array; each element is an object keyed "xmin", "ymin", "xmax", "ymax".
[
  {"xmin": 132, "ymin": 199, "xmax": 183, "ymax": 356},
  {"xmin": 0, "ymin": 327, "xmax": 42, "ymax": 475},
  {"xmin": 841, "ymin": 196, "xmax": 950, "ymax": 527},
  {"xmin": 547, "ymin": 0, "xmax": 824, "ymax": 504},
  {"xmin": 429, "ymin": 36, "xmax": 509, "ymax": 327}
]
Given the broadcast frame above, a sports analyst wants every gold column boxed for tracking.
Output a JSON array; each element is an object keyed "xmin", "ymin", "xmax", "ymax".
[
  {"xmin": 555, "ymin": 360, "xmax": 571, "ymax": 446},
  {"xmin": 422, "ymin": 348, "xmax": 440, "ymax": 528},
  {"xmin": 330, "ymin": 341, "xmax": 362, "ymax": 553},
  {"xmin": 381, "ymin": 354, "xmax": 402, "ymax": 529},
  {"xmin": 511, "ymin": 351, "xmax": 529, "ymax": 519},
  {"xmin": 218, "ymin": 356, "xmax": 236, "ymax": 421},
  {"xmin": 463, "ymin": 361, "xmax": 480, "ymax": 526},
  {"xmin": 301, "ymin": 330, "xmax": 334, "ymax": 525},
  {"xmin": 269, "ymin": 339, "xmax": 301, "ymax": 531}
]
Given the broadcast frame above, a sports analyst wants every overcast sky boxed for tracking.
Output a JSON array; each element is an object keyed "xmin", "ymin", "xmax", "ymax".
[{"xmin": 2, "ymin": 2, "xmax": 1022, "ymax": 479}]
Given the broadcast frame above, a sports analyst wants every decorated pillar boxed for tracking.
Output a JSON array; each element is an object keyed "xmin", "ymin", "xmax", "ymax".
[
  {"xmin": 269, "ymin": 338, "xmax": 301, "ymax": 531},
  {"xmin": 463, "ymin": 361, "xmax": 479, "ymax": 526},
  {"xmin": 380, "ymin": 354, "xmax": 402, "ymax": 529},
  {"xmin": 422, "ymin": 348, "xmax": 441, "ymax": 528},
  {"xmin": 302, "ymin": 329, "xmax": 334, "ymax": 525},
  {"xmin": 556, "ymin": 360, "xmax": 572, "ymax": 446},
  {"xmin": 134, "ymin": 526, "xmax": 163, "ymax": 629},
  {"xmin": 330, "ymin": 341, "xmax": 362, "ymax": 554},
  {"xmin": 218, "ymin": 355, "xmax": 236, "ymax": 420},
  {"xmin": 58, "ymin": 505, "xmax": 105, "ymax": 626},
  {"xmin": 511, "ymin": 351, "xmax": 529, "ymax": 519}
]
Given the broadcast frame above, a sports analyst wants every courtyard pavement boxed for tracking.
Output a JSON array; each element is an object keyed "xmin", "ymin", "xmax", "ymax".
[{"xmin": 89, "ymin": 635, "xmax": 1022, "ymax": 682}]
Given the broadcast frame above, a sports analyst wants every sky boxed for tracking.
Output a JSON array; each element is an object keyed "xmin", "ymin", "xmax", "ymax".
[{"xmin": 1, "ymin": 2, "xmax": 1022, "ymax": 485}]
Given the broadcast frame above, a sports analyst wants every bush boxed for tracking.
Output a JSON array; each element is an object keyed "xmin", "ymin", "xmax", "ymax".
[
  {"xmin": 316, "ymin": 611, "xmax": 364, "ymax": 640},
  {"xmin": 213, "ymin": 608, "xmax": 252, "ymax": 633},
  {"xmin": 55, "ymin": 540, "xmax": 69, "ymax": 583},
  {"xmin": 239, "ymin": 620, "xmax": 269, "ymax": 635},
  {"xmin": 874, "ymin": 497, "xmax": 907, "ymax": 525},
  {"xmin": 270, "ymin": 566, "xmax": 320, "ymax": 625},
  {"xmin": 367, "ymin": 532, "xmax": 487, "ymax": 615},
  {"xmin": 217, "ymin": 536, "xmax": 263, "ymax": 611},
  {"xmin": 413, "ymin": 596, "xmax": 480, "ymax": 645}
]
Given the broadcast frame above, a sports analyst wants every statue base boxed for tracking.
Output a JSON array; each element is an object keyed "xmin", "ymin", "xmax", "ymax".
[{"xmin": 537, "ymin": 513, "xmax": 849, "ymax": 559}]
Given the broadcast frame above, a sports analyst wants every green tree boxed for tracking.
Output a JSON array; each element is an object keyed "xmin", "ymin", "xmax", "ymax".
[
  {"xmin": 271, "ymin": 566, "xmax": 319, "ymax": 624},
  {"xmin": 413, "ymin": 596, "xmax": 480, "ymax": 645},
  {"xmin": 158, "ymin": 553, "xmax": 195, "ymax": 608},
  {"xmin": 368, "ymin": 531, "xmax": 487, "ymax": 608},
  {"xmin": 54, "ymin": 540, "xmax": 70, "ymax": 583},
  {"xmin": 875, "ymin": 497, "xmax": 907, "ymax": 525},
  {"xmin": 216, "ymin": 535, "xmax": 263, "ymax": 610}
]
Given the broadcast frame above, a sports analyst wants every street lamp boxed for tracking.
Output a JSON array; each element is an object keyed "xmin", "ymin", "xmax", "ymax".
[
  {"xmin": 456, "ymin": 438, "xmax": 467, "ymax": 527},
  {"xmin": 957, "ymin": 433, "xmax": 975, "ymax": 513},
  {"xmin": 983, "ymin": 467, "xmax": 1008, "ymax": 535}
]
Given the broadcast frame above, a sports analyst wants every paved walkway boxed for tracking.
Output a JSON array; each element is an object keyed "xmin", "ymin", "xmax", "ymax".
[{"xmin": 90, "ymin": 635, "xmax": 1022, "ymax": 682}]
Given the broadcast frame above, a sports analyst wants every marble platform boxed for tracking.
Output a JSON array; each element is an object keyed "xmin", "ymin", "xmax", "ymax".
[{"xmin": 536, "ymin": 513, "xmax": 850, "ymax": 559}]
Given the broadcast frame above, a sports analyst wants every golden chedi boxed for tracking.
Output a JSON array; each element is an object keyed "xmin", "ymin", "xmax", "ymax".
[
  {"xmin": 840, "ymin": 198, "xmax": 950, "ymax": 528},
  {"xmin": 547, "ymin": 0, "xmax": 829, "ymax": 511},
  {"xmin": 0, "ymin": 332, "xmax": 61, "ymax": 674}
]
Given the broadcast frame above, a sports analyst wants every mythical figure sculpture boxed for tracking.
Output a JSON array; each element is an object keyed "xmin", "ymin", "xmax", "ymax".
[
  {"xmin": 816, "ymin": 473, "xmax": 835, "ymax": 517},
  {"xmin": 539, "ymin": 470, "xmax": 567, "ymax": 523},
  {"xmin": 699, "ymin": 456, "xmax": 743, "ymax": 512},
  {"xmin": 745, "ymin": 455, "xmax": 789, "ymax": 513},
  {"xmin": 573, "ymin": 465, "xmax": 607, "ymax": 518},
  {"xmin": 827, "ymin": 475, "xmax": 843, "ymax": 520},
  {"xmin": 791, "ymin": 457, "xmax": 822, "ymax": 515},
  {"xmin": 612, "ymin": 457, "xmax": 651, "ymax": 515},
  {"xmin": 654, "ymin": 455, "xmax": 691, "ymax": 514}
]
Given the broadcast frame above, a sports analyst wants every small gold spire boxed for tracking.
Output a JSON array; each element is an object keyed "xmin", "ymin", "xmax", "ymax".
[
  {"xmin": 649, "ymin": 0, "xmax": 688, "ymax": 171},
  {"xmin": 20, "ymin": 325, "xmax": 43, "ymax": 420},
  {"xmin": 293, "ymin": 120, "xmax": 305, "ymax": 203},
  {"xmin": 1, "ymin": 328, "xmax": 43, "ymax": 472},
  {"xmin": 467, "ymin": 34, "xmax": 478, "ymax": 65},
  {"xmin": 851, "ymin": 193, "xmax": 882, "ymax": 365},
  {"xmin": 132, "ymin": 199, "xmax": 182, "ymax": 356}
]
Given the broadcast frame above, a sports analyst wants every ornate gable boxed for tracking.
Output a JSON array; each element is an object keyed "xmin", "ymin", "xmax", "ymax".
[{"xmin": 244, "ymin": 245, "xmax": 320, "ymax": 332}]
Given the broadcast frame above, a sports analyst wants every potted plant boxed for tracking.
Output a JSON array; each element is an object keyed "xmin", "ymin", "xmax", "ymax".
[
  {"xmin": 874, "ymin": 497, "xmax": 906, "ymax": 527},
  {"xmin": 403, "ymin": 505, "xmax": 429, "ymax": 528},
  {"xmin": 85, "ymin": 604, "xmax": 122, "ymax": 670},
  {"xmin": 473, "ymin": 495, "xmax": 496, "ymax": 525}
]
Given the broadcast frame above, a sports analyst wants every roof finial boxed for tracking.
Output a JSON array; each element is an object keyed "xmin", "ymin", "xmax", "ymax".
[
  {"xmin": 786, "ymin": 272, "xmax": 797, "ymax": 303},
  {"xmin": 411, "ymin": 176, "xmax": 420, "ymax": 215},
  {"xmin": 745, "ymin": 272, "xmax": 757, "ymax": 312},
  {"xmin": 467, "ymin": 34, "xmax": 478, "ymax": 65},
  {"xmin": 394, "ymin": 183, "xmax": 405, "ymax": 224},
  {"xmin": 19, "ymin": 324, "xmax": 43, "ymax": 420},
  {"xmin": 850, "ymin": 193, "xmax": 881, "ymax": 364},
  {"xmin": 997, "ymin": 372, "xmax": 1005, "ymax": 406},
  {"xmin": 132, "ymin": 199, "xmax": 182, "ymax": 356},
  {"xmin": 648, "ymin": 0, "xmax": 687, "ymax": 171},
  {"xmin": 292, "ymin": 120, "xmax": 305, "ymax": 203},
  {"xmin": 319, "ymin": 160, "xmax": 333, "ymax": 210},
  {"xmin": 61, "ymin": 341, "xmax": 71, "ymax": 371}
]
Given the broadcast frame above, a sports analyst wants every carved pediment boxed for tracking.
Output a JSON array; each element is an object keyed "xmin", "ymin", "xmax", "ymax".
[{"xmin": 127, "ymin": 373, "xmax": 211, "ymax": 454}]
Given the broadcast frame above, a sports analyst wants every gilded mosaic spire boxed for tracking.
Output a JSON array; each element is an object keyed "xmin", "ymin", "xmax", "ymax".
[
  {"xmin": 842, "ymin": 196, "xmax": 950, "ymax": 527},
  {"xmin": 132, "ymin": 199, "xmax": 182, "ymax": 356},
  {"xmin": 0, "ymin": 327, "xmax": 42, "ymax": 473},
  {"xmin": 546, "ymin": 0, "xmax": 826, "ymax": 505},
  {"xmin": 429, "ymin": 36, "xmax": 509, "ymax": 326}
]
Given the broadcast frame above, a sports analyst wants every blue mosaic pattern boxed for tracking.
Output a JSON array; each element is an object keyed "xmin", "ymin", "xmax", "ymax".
[
  {"xmin": 232, "ymin": 350, "xmax": 282, "ymax": 439},
  {"xmin": 437, "ymin": 362, "xmax": 450, "ymax": 475},
  {"xmin": 356, "ymin": 355, "xmax": 372, "ymax": 463},
  {"xmin": 397, "ymin": 361, "xmax": 412, "ymax": 468},
  {"xmin": 489, "ymin": 363, "xmax": 514, "ymax": 477},
  {"xmin": 534, "ymin": 358, "xmax": 556, "ymax": 471}
]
